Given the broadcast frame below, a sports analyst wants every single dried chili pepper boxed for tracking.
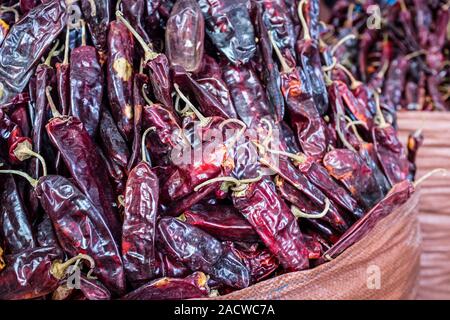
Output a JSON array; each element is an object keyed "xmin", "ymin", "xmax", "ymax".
[
  {"xmin": 69, "ymin": 21, "xmax": 104, "ymax": 138},
  {"xmin": 0, "ymin": 167, "xmax": 36, "ymax": 254},
  {"xmin": 121, "ymin": 272, "xmax": 210, "ymax": 300},
  {"xmin": 198, "ymin": 0, "xmax": 256, "ymax": 65},
  {"xmin": 120, "ymin": 0, "xmax": 151, "ymax": 45},
  {"xmin": 107, "ymin": 19, "xmax": 135, "ymax": 141},
  {"xmin": 323, "ymin": 148, "xmax": 384, "ymax": 210},
  {"xmin": 36, "ymin": 213, "xmax": 60, "ymax": 249},
  {"xmin": 154, "ymin": 251, "xmax": 190, "ymax": 279},
  {"xmin": 99, "ymin": 108, "xmax": 130, "ymax": 170},
  {"xmin": 413, "ymin": 0, "xmax": 432, "ymax": 48},
  {"xmin": 196, "ymin": 77, "xmax": 237, "ymax": 118},
  {"xmin": 406, "ymin": 129, "xmax": 424, "ymax": 181},
  {"xmin": 80, "ymin": 0, "xmax": 110, "ymax": 59},
  {"xmin": 122, "ymin": 128, "xmax": 159, "ymax": 287},
  {"xmin": 98, "ymin": 147, "xmax": 127, "ymax": 196},
  {"xmin": 224, "ymin": 242, "xmax": 279, "ymax": 284},
  {"xmin": 0, "ymin": 246, "xmax": 94, "ymax": 300},
  {"xmin": 45, "ymin": 98, "xmax": 121, "ymax": 241},
  {"xmin": 232, "ymin": 179, "xmax": 309, "ymax": 272},
  {"xmin": 0, "ymin": 0, "xmax": 67, "ymax": 105},
  {"xmin": 181, "ymin": 202, "xmax": 259, "ymax": 242},
  {"xmin": 195, "ymin": 54, "xmax": 222, "ymax": 79},
  {"xmin": 9, "ymin": 103, "xmax": 31, "ymax": 138},
  {"xmin": 383, "ymin": 56, "xmax": 409, "ymax": 111},
  {"xmin": 117, "ymin": 11, "xmax": 174, "ymax": 112},
  {"xmin": 165, "ymin": 0, "xmax": 204, "ymax": 73},
  {"xmin": 53, "ymin": 274, "xmax": 112, "ymax": 301},
  {"xmin": 158, "ymin": 217, "xmax": 250, "ymax": 288}
]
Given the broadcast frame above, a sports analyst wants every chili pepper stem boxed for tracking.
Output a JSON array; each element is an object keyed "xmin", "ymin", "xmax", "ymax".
[
  {"xmin": 373, "ymin": 91, "xmax": 388, "ymax": 128},
  {"xmin": 45, "ymin": 86, "xmax": 62, "ymax": 118},
  {"xmin": 336, "ymin": 63, "xmax": 362, "ymax": 90},
  {"xmin": 336, "ymin": 112, "xmax": 357, "ymax": 153},
  {"xmin": 87, "ymin": 0, "xmax": 97, "ymax": 17},
  {"xmin": 331, "ymin": 34, "xmax": 356, "ymax": 56},
  {"xmin": 322, "ymin": 57, "xmax": 337, "ymax": 72},
  {"xmin": 174, "ymin": 83, "xmax": 210, "ymax": 127},
  {"xmin": 218, "ymin": 118, "xmax": 247, "ymax": 149},
  {"xmin": 0, "ymin": 5, "xmax": 19, "ymax": 22},
  {"xmin": 50, "ymin": 254, "xmax": 96, "ymax": 280},
  {"xmin": 44, "ymin": 40, "xmax": 61, "ymax": 66},
  {"xmin": 414, "ymin": 169, "xmax": 449, "ymax": 188},
  {"xmin": 141, "ymin": 127, "xmax": 156, "ymax": 163},
  {"xmin": 298, "ymin": 0, "xmax": 311, "ymax": 41},
  {"xmin": 116, "ymin": 10, "xmax": 158, "ymax": 62},
  {"xmin": 252, "ymin": 140, "xmax": 306, "ymax": 164},
  {"xmin": 142, "ymin": 84, "xmax": 154, "ymax": 106},
  {"xmin": 344, "ymin": 3, "xmax": 355, "ymax": 28},
  {"xmin": 0, "ymin": 166, "xmax": 38, "ymax": 188},
  {"xmin": 63, "ymin": 25, "xmax": 70, "ymax": 65},
  {"xmin": 80, "ymin": 19, "xmax": 86, "ymax": 47},
  {"xmin": 194, "ymin": 174, "xmax": 262, "ymax": 193},
  {"xmin": 291, "ymin": 198, "xmax": 331, "ymax": 219},
  {"xmin": 268, "ymin": 33, "xmax": 293, "ymax": 73},
  {"xmin": 177, "ymin": 213, "xmax": 186, "ymax": 222},
  {"xmin": 344, "ymin": 117, "xmax": 365, "ymax": 142},
  {"xmin": 13, "ymin": 140, "xmax": 48, "ymax": 177}
]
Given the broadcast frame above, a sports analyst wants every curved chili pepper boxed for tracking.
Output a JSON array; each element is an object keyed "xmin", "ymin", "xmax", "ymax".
[
  {"xmin": 165, "ymin": 0, "xmax": 204, "ymax": 73},
  {"xmin": 383, "ymin": 56, "xmax": 409, "ymax": 111},
  {"xmin": 0, "ymin": 0, "xmax": 67, "ymax": 105},
  {"xmin": 107, "ymin": 19, "xmax": 135, "ymax": 141},
  {"xmin": 323, "ymin": 149, "xmax": 384, "ymax": 210},
  {"xmin": 158, "ymin": 217, "xmax": 250, "ymax": 288},
  {"xmin": 122, "ymin": 144, "xmax": 159, "ymax": 287},
  {"xmin": 80, "ymin": 0, "xmax": 110, "ymax": 59},
  {"xmin": 35, "ymin": 175, "xmax": 126, "ymax": 295},
  {"xmin": 357, "ymin": 141, "xmax": 391, "ymax": 195},
  {"xmin": 232, "ymin": 179, "xmax": 309, "ymax": 272},
  {"xmin": 181, "ymin": 203, "xmax": 259, "ymax": 242},
  {"xmin": 46, "ymin": 116, "xmax": 121, "ymax": 240},
  {"xmin": 121, "ymin": 272, "xmax": 209, "ymax": 300},
  {"xmin": 98, "ymin": 147, "xmax": 127, "ymax": 196},
  {"xmin": 0, "ymin": 169, "xmax": 35, "ymax": 254},
  {"xmin": 198, "ymin": 0, "xmax": 256, "ymax": 65}
]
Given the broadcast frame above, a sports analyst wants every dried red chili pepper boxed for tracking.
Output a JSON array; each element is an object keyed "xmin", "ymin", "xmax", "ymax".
[
  {"xmin": 45, "ymin": 104, "xmax": 121, "ymax": 240},
  {"xmin": 121, "ymin": 272, "xmax": 209, "ymax": 300},
  {"xmin": 406, "ymin": 129, "xmax": 424, "ymax": 181},
  {"xmin": 122, "ymin": 129, "xmax": 159, "ymax": 287},
  {"xmin": 195, "ymin": 54, "xmax": 222, "ymax": 79},
  {"xmin": 232, "ymin": 179, "xmax": 309, "ymax": 272},
  {"xmin": 158, "ymin": 217, "xmax": 250, "ymax": 288},
  {"xmin": 98, "ymin": 147, "xmax": 127, "ymax": 196},
  {"xmin": 20, "ymin": 0, "xmax": 40, "ymax": 15},
  {"xmin": 117, "ymin": 11, "xmax": 174, "ymax": 112},
  {"xmin": 224, "ymin": 242, "xmax": 279, "ymax": 284},
  {"xmin": 99, "ymin": 108, "xmax": 130, "ymax": 170},
  {"xmin": 56, "ymin": 28, "xmax": 70, "ymax": 116},
  {"xmin": 181, "ymin": 202, "xmax": 259, "ymax": 242},
  {"xmin": 0, "ymin": 0, "xmax": 67, "ymax": 105},
  {"xmin": 120, "ymin": 0, "xmax": 151, "ymax": 45},
  {"xmin": 165, "ymin": 0, "xmax": 204, "ymax": 73},
  {"xmin": 107, "ymin": 19, "xmax": 135, "ymax": 141},
  {"xmin": 196, "ymin": 77, "xmax": 237, "ymax": 118},
  {"xmin": 70, "ymin": 21, "xmax": 104, "ymax": 138},
  {"xmin": 10, "ymin": 103, "xmax": 31, "ymax": 138},
  {"xmin": 383, "ymin": 56, "xmax": 409, "ymax": 111},
  {"xmin": 36, "ymin": 213, "xmax": 60, "ymax": 249},
  {"xmin": 0, "ymin": 166, "xmax": 35, "ymax": 254},
  {"xmin": 0, "ymin": 246, "xmax": 94, "ymax": 300},
  {"xmin": 80, "ymin": 0, "xmax": 110, "ymax": 59},
  {"xmin": 0, "ymin": 246, "xmax": 4, "ymax": 272},
  {"xmin": 154, "ymin": 251, "xmax": 190, "ymax": 279},
  {"xmin": 198, "ymin": 0, "xmax": 256, "ymax": 65},
  {"xmin": 323, "ymin": 149, "xmax": 384, "ymax": 210}
]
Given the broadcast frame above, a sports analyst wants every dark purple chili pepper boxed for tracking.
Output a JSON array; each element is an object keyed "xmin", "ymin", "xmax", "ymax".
[
  {"xmin": 80, "ymin": 0, "xmax": 111, "ymax": 60},
  {"xmin": 154, "ymin": 251, "xmax": 190, "ymax": 278}
]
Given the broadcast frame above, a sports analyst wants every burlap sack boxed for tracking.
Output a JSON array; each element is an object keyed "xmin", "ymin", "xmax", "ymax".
[
  {"xmin": 398, "ymin": 111, "xmax": 450, "ymax": 300},
  {"xmin": 213, "ymin": 190, "xmax": 421, "ymax": 300}
]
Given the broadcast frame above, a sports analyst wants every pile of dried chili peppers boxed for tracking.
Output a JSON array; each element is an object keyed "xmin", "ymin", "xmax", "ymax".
[
  {"xmin": 0, "ymin": 0, "xmax": 421, "ymax": 300},
  {"xmin": 324, "ymin": 0, "xmax": 450, "ymax": 112}
]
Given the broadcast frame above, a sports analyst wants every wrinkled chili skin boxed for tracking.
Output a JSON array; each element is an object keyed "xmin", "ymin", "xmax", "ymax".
[
  {"xmin": 46, "ymin": 117, "xmax": 121, "ymax": 241},
  {"xmin": 36, "ymin": 213, "xmax": 60, "ymax": 248},
  {"xmin": 166, "ymin": 0, "xmax": 204, "ymax": 73},
  {"xmin": 232, "ymin": 179, "xmax": 309, "ymax": 272},
  {"xmin": 35, "ymin": 175, "xmax": 126, "ymax": 296},
  {"xmin": 198, "ymin": 0, "xmax": 256, "ymax": 65},
  {"xmin": 146, "ymin": 54, "xmax": 174, "ymax": 112},
  {"xmin": 158, "ymin": 217, "xmax": 250, "ymax": 288},
  {"xmin": 172, "ymin": 66, "xmax": 236, "ymax": 119},
  {"xmin": 280, "ymin": 66, "xmax": 327, "ymax": 160},
  {"xmin": 56, "ymin": 62, "xmax": 70, "ymax": 115},
  {"xmin": 120, "ymin": 0, "xmax": 151, "ymax": 45},
  {"xmin": 81, "ymin": 0, "xmax": 110, "ymax": 57},
  {"xmin": 324, "ymin": 149, "xmax": 384, "ymax": 210},
  {"xmin": 0, "ymin": 0, "xmax": 67, "ymax": 105},
  {"xmin": 358, "ymin": 142, "xmax": 391, "ymax": 196},
  {"xmin": 0, "ymin": 171, "xmax": 36, "ymax": 254},
  {"xmin": 383, "ymin": 57, "xmax": 409, "ymax": 110},
  {"xmin": 222, "ymin": 63, "xmax": 274, "ymax": 129},
  {"xmin": 154, "ymin": 251, "xmax": 190, "ymax": 278},
  {"xmin": 121, "ymin": 272, "xmax": 209, "ymax": 300},
  {"xmin": 336, "ymin": 81, "xmax": 374, "ymax": 130},
  {"xmin": 0, "ymin": 246, "xmax": 63, "ymax": 300},
  {"xmin": 122, "ymin": 162, "xmax": 159, "ymax": 287},
  {"xmin": 99, "ymin": 108, "xmax": 130, "ymax": 169},
  {"xmin": 183, "ymin": 203, "xmax": 259, "ymax": 242},
  {"xmin": 70, "ymin": 46, "xmax": 104, "ymax": 138},
  {"xmin": 20, "ymin": 0, "xmax": 41, "ymax": 14},
  {"xmin": 372, "ymin": 125, "xmax": 410, "ymax": 186},
  {"xmin": 107, "ymin": 20, "xmax": 135, "ymax": 142},
  {"xmin": 99, "ymin": 147, "xmax": 127, "ymax": 196}
]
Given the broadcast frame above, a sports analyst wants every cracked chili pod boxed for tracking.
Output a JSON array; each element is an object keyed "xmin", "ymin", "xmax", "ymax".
[
  {"xmin": 158, "ymin": 217, "xmax": 250, "ymax": 289},
  {"xmin": 0, "ymin": 0, "xmax": 67, "ymax": 105},
  {"xmin": 197, "ymin": 0, "xmax": 256, "ymax": 65},
  {"xmin": 122, "ymin": 135, "xmax": 159, "ymax": 287},
  {"xmin": 165, "ymin": 0, "xmax": 204, "ymax": 73},
  {"xmin": 107, "ymin": 19, "xmax": 135, "ymax": 142},
  {"xmin": 121, "ymin": 272, "xmax": 210, "ymax": 300},
  {"xmin": 232, "ymin": 179, "xmax": 310, "ymax": 272}
]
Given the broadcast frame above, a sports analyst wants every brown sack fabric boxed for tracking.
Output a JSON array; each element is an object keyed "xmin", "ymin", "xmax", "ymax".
[
  {"xmin": 212, "ymin": 191, "xmax": 421, "ymax": 300},
  {"xmin": 398, "ymin": 111, "xmax": 450, "ymax": 300}
]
